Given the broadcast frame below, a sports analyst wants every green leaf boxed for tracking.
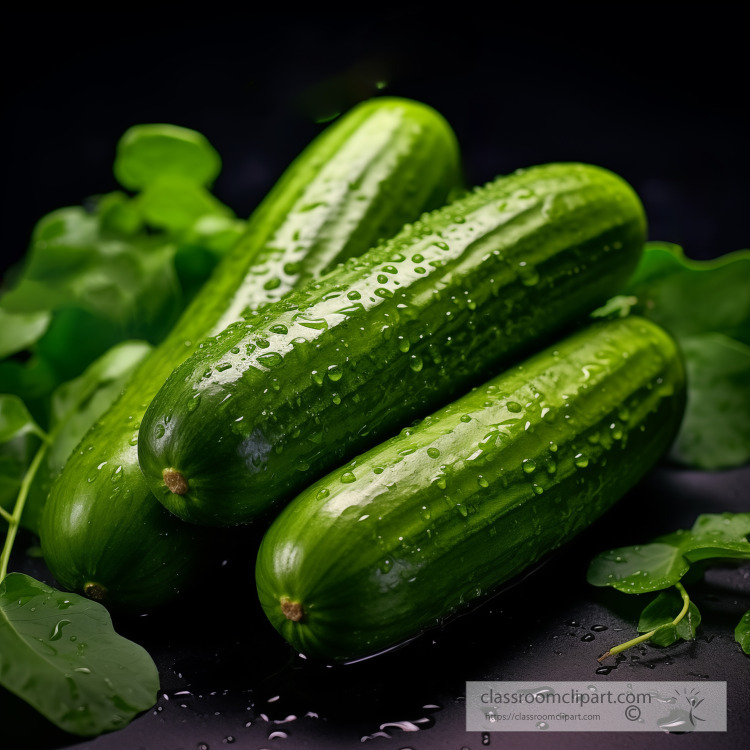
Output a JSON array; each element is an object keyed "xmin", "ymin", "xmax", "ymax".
[
  {"xmin": 187, "ymin": 214, "xmax": 247, "ymax": 257},
  {"xmin": 638, "ymin": 588, "xmax": 701, "ymax": 646},
  {"xmin": 1, "ymin": 207, "xmax": 182, "ymax": 348},
  {"xmin": 0, "ymin": 573, "xmax": 159, "ymax": 736},
  {"xmin": 691, "ymin": 512, "xmax": 750, "ymax": 539},
  {"xmin": 135, "ymin": 176, "xmax": 234, "ymax": 233},
  {"xmin": 622, "ymin": 244, "xmax": 750, "ymax": 471},
  {"xmin": 113, "ymin": 123, "xmax": 222, "ymax": 191},
  {"xmin": 586, "ymin": 542, "xmax": 690, "ymax": 593},
  {"xmin": 626, "ymin": 243, "xmax": 750, "ymax": 344},
  {"xmin": 735, "ymin": 610, "xmax": 750, "ymax": 655},
  {"xmin": 0, "ymin": 308, "xmax": 51, "ymax": 359},
  {"xmin": 0, "ymin": 394, "xmax": 45, "ymax": 443},
  {"xmin": 655, "ymin": 513, "xmax": 750, "ymax": 563},
  {"xmin": 667, "ymin": 334, "xmax": 750, "ymax": 470},
  {"xmin": 94, "ymin": 191, "xmax": 143, "ymax": 237}
]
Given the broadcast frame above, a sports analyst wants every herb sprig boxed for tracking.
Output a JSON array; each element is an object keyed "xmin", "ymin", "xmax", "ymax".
[{"xmin": 588, "ymin": 513, "xmax": 750, "ymax": 660}]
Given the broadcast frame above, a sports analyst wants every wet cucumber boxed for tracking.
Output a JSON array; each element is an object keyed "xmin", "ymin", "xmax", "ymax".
[
  {"xmin": 39, "ymin": 97, "xmax": 461, "ymax": 610},
  {"xmin": 255, "ymin": 315, "xmax": 686, "ymax": 661},
  {"xmin": 138, "ymin": 162, "xmax": 648, "ymax": 527}
]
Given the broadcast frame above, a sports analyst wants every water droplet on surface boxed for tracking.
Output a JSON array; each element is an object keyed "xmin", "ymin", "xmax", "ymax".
[
  {"xmin": 154, "ymin": 424, "xmax": 165, "ymax": 439},
  {"xmin": 478, "ymin": 475, "xmax": 489, "ymax": 488},
  {"xmin": 581, "ymin": 633, "xmax": 595, "ymax": 642},
  {"xmin": 327, "ymin": 365, "xmax": 343, "ymax": 381},
  {"xmin": 427, "ymin": 447, "xmax": 440, "ymax": 459},
  {"xmin": 340, "ymin": 471, "xmax": 356, "ymax": 484},
  {"xmin": 409, "ymin": 355, "xmax": 423, "ymax": 372},
  {"xmin": 522, "ymin": 459, "xmax": 536, "ymax": 474},
  {"xmin": 506, "ymin": 401, "xmax": 522, "ymax": 413},
  {"xmin": 49, "ymin": 619, "xmax": 72, "ymax": 641},
  {"xmin": 574, "ymin": 454, "xmax": 589, "ymax": 468}
]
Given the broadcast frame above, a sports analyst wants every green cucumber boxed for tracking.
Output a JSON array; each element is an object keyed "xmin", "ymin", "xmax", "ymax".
[
  {"xmin": 255, "ymin": 315, "xmax": 686, "ymax": 661},
  {"xmin": 138, "ymin": 162, "xmax": 648, "ymax": 527},
  {"xmin": 39, "ymin": 97, "xmax": 461, "ymax": 610}
]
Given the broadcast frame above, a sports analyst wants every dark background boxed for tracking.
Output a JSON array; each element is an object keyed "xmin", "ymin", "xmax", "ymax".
[{"xmin": 1, "ymin": 9, "xmax": 748, "ymax": 750}]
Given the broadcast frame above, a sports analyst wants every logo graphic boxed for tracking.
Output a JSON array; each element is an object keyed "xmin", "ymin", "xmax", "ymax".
[{"xmin": 656, "ymin": 687, "xmax": 706, "ymax": 733}]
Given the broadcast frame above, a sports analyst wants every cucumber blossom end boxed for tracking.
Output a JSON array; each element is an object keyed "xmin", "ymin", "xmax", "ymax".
[
  {"xmin": 163, "ymin": 468, "xmax": 190, "ymax": 495},
  {"xmin": 280, "ymin": 597, "xmax": 305, "ymax": 623}
]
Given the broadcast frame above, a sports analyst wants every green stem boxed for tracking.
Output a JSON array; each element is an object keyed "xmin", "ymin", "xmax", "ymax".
[
  {"xmin": 0, "ymin": 441, "xmax": 48, "ymax": 581},
  {"xmin": 0, "ymin": 506, "xmax": 13, "ymax": 524},
  {"xmin": 597, "ymin": 582, "xmax": 690, "ymax": 663}
]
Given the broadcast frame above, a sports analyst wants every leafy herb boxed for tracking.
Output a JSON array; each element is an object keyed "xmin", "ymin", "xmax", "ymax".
[
  {"xmin": 592, "ymin": 242, "xmax": 750, "ymax": 470},
  {"xmin": 0, "ymin": 573, "xmax": 159, "ymax": 736},
  {"xmin": 588, "ymin": 513, "xmax": 750, "ymax": 661},
  {"xmin": 0, "ymin": 122, "xmax": 241, "ymax": 738},
  {"xmin": 1, "ymin": 123, "xmax": 245, "ymax": 429}
]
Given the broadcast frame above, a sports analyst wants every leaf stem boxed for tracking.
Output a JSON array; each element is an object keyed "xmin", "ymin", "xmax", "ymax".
[
  {"xmin": 597, "ymin": 582, "xmax": 690, "ymax": 662},
  {"xmin": 0, "ymin": 506, "xmax": 13, "ymax": 524},
  {"xmin": 0, "ymin": 441, "xmax": 48, "ymax": 581}
]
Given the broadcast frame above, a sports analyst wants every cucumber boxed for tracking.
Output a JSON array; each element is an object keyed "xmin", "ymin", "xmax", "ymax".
[
  {"xmin": 255, "ymin": 315, "xmax": 686, "ymax": 661},
  {"xmin": 39, "ymin": 97, "xmax": 461, "ymax": 610},
  {"xmin": 138, "ymin": 162, "xmax": 648, "ymax": 527}
]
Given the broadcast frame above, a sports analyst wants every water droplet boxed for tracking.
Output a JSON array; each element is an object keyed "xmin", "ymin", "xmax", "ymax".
[
  {"xmin": 595, "ymin": 666, "xmax": 613, "ymax": 675},
  {"xmin": 574, "ymin": 454, "xmax": 589, "ymax": 468},
  {"xmin": 50, "ymin": 619, "xmax": 72, "ymax": 641},
  {"xmin": 518, "ymin": 261, "xmax": 539, "ymax": 286},
  {"xmin": 581, "ymin": 633, "xmax": 595, "ymax": 642},
  {"xmin": 478, "ymin": 475, "xmax": 489, "ymax": 488},
  {"xmin": 215, "ymin": 362, "xmax": 232, "ymax": 372},
  {"xmin": 398, "ymin": 337, "xmax": 410, "ymax": 353},
  {"xmin": 327, "ymin": 365, "xmax": 343, "ymax": 381},
  {"xmin": 522, "ymin": 459, "xmax": 536, "ymax": 474},
  {"xmin": 187, "ymin": 394, "xmax": 201, "ymax": 413},
  {"xmin": 409, "ymin": 355, "xmax": 423, "ymax": 372},
  {"xmin": 316, "ymin": 488, "xmax": 330, "ymax": 500},
  {"xmin": 379, "ymin": 558, "xmax": 393, "ymax": 574},
  {"xmin": 311, "ymin": 370, "xmax": 324, "ymax": 385},
  {"xmin": 427, "ymin": 447, "xmax": 440, "ymax": 459},
  {"xmin": 340, "ymin": 471, "xmax": 356, "ymax": 484},
  {"xmin": 154, "ymin": 424, "xmax": 165, "ymax": 439},
  {"xmin": 460, "ymin": 414, "xmax": 472, "ymax": 423},
  {"xmin": 506, "ymin": 401, "xmax": 522, "ymax": 413},
  {"xmin": 456, "ymin": 504, "xmax": 469, "ymax": 518},
  {"xmin": 270, "ymin": 323, "xmax": 288, "ymax": 335},
  {"xmin": 257, "ymin": 352, "xmax": 283, "ymax": 369},
  {"xmin": 591, "ymin": 624, "xmax": 608, "ymax": 632}
]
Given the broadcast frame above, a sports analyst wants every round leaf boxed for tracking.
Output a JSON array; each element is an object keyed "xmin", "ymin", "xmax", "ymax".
[
  {"xmin": 586, "ymin": 542, "xmax": 690, "ymax": 593},
  {"xmin": 0, "ymin": 573, "xmax": 159, "ymax": 736},
  {"xmin": 114, "ymin": 124, "xmax": 222, "ymax": 191}
]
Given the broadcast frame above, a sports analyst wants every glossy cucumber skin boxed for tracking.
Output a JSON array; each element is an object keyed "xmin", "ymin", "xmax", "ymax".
[
  {"xmin": 139, "ymin": 161, "xmax": 648, "ymax": 527},
  {"xmin": 39, "ymin": 97, "xmax": 461, "ymax": 610},
  {"xmin": 255, "ymin": 316, "xmax": 686, "ymax": 661}
]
